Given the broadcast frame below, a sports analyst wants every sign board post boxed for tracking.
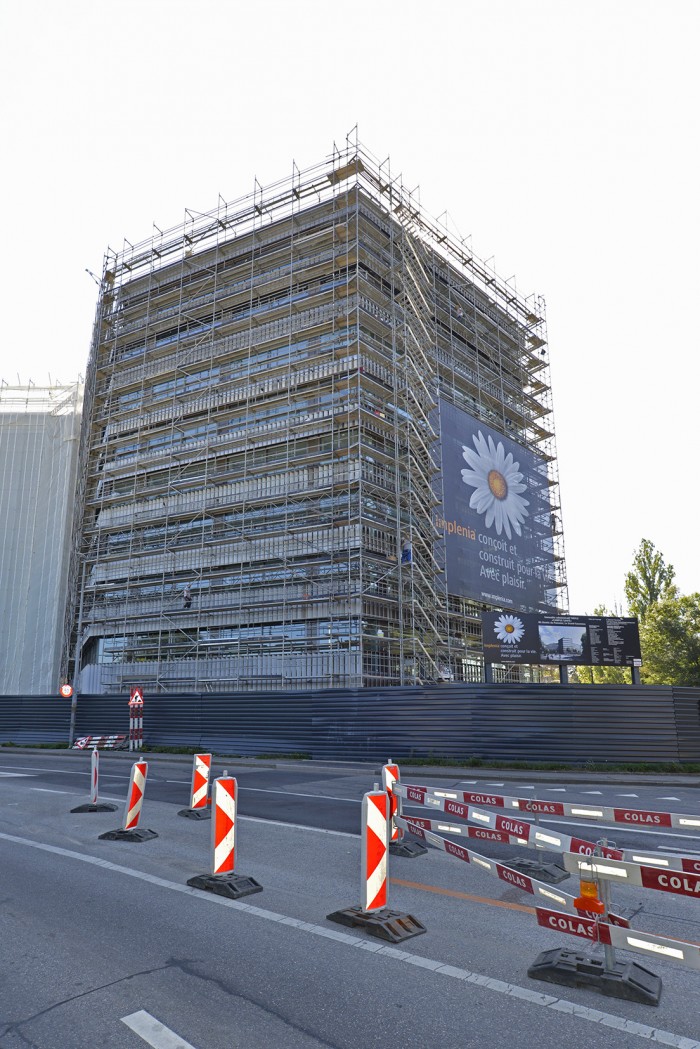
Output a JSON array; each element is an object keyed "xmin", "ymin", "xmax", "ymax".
[{"xmin": 128, "ymin": 688, "xmax": 144, "ymax": 752}]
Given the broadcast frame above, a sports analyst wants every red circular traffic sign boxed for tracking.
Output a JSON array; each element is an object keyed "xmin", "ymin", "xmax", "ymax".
[{"xmin": 59, "ymin": 684, "xmax": 73, "ymax": 698}]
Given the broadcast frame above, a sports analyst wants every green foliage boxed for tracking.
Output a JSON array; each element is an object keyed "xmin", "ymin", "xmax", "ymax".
[
  {"xmin": 640, "ymin": 592, "xmax": 700, "ymax": 686},
  {"xmin": 624, "ymin": 538, "xmax": 677, "ymax": 620},
  {"xmin": 568, "ymin": 663, "xmax": 630, "ymax": 685}
]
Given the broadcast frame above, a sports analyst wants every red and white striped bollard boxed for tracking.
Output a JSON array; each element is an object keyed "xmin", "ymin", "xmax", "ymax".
[
  {"xmin": 186, "ymin": 773, "xmax": 263, "ymax": 898},
  {"xmin": 98, "ymin": 760, "xmax": 157, "ymax": 841},
  {"xmin": 361, "ymin": 787, "xmax": 389, "ymax": 913},
  {"xmin": 326, "ymin": 783, "xmax": 426, "ymax": 941}
]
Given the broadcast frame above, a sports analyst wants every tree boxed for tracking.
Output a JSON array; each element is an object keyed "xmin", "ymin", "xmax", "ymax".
[
  {"xmin": 640, "ymin": 593, "xmax": 700, "ymax": 686},
  {"xmin": 624, "ymin": 539, "xmax": 676, "ymax": 620}
]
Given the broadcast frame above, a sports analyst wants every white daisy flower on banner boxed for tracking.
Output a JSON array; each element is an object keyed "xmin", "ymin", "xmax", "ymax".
[
  {"xmin": 494, "ymin": 614, "xmax": 525, "ymax": 644},
  {"xmin": 461, "ymin": 431, "xmax": 529, "ymax": 539}
]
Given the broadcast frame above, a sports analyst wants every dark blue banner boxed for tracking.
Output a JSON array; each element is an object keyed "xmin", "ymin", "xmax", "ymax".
[{"xmin": 436, "ymin": 400, "xmax": 557, "ymax": 612}]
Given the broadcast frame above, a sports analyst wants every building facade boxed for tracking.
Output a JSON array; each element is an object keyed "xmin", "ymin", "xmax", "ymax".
[
  {"xmin": 67, "ymin": 143, "xmax": 566, "ymax": 694},
  {"xmin": 1, "ymin": 382, "xmax": 82, "ymax": 694}
]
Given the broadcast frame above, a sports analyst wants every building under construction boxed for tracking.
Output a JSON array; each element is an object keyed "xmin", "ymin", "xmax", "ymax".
[{"xmin": 66, "ymin": 139, "xmax": 566, "ymax": 694}]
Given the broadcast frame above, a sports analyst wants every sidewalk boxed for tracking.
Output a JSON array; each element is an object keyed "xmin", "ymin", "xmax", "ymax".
[{"xmin": 3, "ymin": 746, "xmax": 699, "ymax": 787}]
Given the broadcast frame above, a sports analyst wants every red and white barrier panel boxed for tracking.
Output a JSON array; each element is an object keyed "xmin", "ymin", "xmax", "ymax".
[
  {"xmin": 400, "ymin": 813, "xmax": 627, "ymax": 863},
  {"xmin": 190, "ymin": 753, "xmax": 212, "ymax": 810},
  {"xmin": 123, "ymin": 761, "xmax": 148, "ymax": 831},
  {"xmin": 211, "ymin": 777, "xmax": 236, "ymax": 875},
  {"xmin": 397, "ymin": 814, "xmax": 630, "ymax": 927},
  {"xmin": 382, "ymin": 762, "xmax": 401, "ymax": 842},
  {"xmin": 397, "ymin": 783, "xmax": 700, "ymax": 870},
  {"xmin": 394, "ymin": 784, "xmax": 624, "ymax": 861},
  {"xmin": 564, "ymin": 852, "xmax": 700, "ymax": 902},
  {"xmin": 401, "ymin": 783, "xmax": 700, "ymax": 832},
  {"xmin": 362, "ymin": 789, "xmax": 389, "ymax": 913},
  {"xmin": 536, "ymin": 907, "xmax": 700, "ymax": 971},
  {"xmin": 73, "ymin": 735, "xmax": 126, "ymax": 750}
]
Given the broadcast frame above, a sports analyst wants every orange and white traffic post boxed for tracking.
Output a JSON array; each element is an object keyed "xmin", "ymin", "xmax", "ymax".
[
  {"xmin": 70, "ymin": 745, "xmax": 117, "ymax": 814},
  {"xmin": 211, "ymin": 776, "xmax": 236, "ymax": 875},
  {"xmin": 382, "ymin": 761, "xmax": 401, "ymax": 844},
  {"xmin": 361, "ymin": 788, "xmax": 390, "ymax": 912},
  {"xmin": 178, "ymin": 753, "xmax": 213, "ymax": 820},
  {"xmin": 382, "ymin": 760, "xmax": 428, "ymax": 859},
  {"xmin": 327, "ymin": 784, "xmax": 426, "ymax": 942},
  {"xmin": 186, "ymin": 774, "xmax": 262, "ymax": 898},
  {"xmin": 91, "ymin": 747, "xmax": 99, "ymax": 805},
  {"xmin": 99, "ymin": 760, "xmax": 157, "ymax": 841}
]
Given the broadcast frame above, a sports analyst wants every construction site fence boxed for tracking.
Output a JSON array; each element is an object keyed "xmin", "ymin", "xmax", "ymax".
[{"xmin": 1, "ymin": 684, "xmax": 699, "ymax": 763}]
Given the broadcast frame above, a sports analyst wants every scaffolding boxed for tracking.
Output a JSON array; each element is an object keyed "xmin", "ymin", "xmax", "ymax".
[{"xmin": 64, "ymin": 135, "xmax": 567, "ymax": 693}]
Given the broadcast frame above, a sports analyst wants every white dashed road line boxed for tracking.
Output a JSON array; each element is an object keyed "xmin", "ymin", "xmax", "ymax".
[
  {"xmin": 31, "ymin": 788, "xmax": 69, "ymax": 794},
  {"xmin": 2, "ymin": 830, "xmax": 699, "ymax": 1049},
  {"xmin": 121, "ymin": 1010, "xmax": 199, "ymax": 1049}
]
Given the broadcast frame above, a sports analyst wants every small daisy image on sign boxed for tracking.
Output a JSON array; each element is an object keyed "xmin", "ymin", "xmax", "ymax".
[
  {"xmin": 494, "ymin": 614, "xmax": 525, "ymax": 643},
  {"xmin": 460, "ymin": 431, "xmax": 529, "ymax": 539}
]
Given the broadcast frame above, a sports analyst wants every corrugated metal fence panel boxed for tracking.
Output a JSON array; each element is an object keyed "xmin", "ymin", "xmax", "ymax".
[
  {"xmin": 0, "ymin": 696, "xmax": 70, "ymax": 744},
  {"xmin": 68, "ymin": 693, "xmax": 313, "ymax": 755},
  {"xmin": 2, "ymin": 686, "xmax": 699, "ymax": 762},
  {"xmin": 311, "ymin": 685, "xmax": 683, "ymax": 763},
  {"xmin": 673, "ymin": 688, "xmax": 700, "ymax": 762}
]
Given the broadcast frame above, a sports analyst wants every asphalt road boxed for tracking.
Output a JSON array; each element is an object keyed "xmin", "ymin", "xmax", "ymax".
[{"xmin": 1, "ymin": 752, "xmax": 700, "ymax": 1049}]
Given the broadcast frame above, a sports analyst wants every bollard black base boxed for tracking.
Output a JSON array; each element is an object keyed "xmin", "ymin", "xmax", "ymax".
[
  {"xmin": 528, "ymin": 948, "xmax": 661, "ymax": 1006},
  {"xmin": 326, "ymin": 906, "xmax": 426, "ymax": 943},
  {"xmin": 186, "ymin": 873, "xmax": 263, "ymax": 899},
  {"xmin": 389, "ymin": 839, "xmax": 429, "ymax": 859},
  {"xmin": 178, "ymin": 807, "xmax": 212, "ymax": 820},
  {"xmin": 504, "ymin": 857, "xmax": 569, "ymax": 884},
  {"xmin": 71, "ymin": 802, "xmax": 118, "ymax": 813},
  {"xmin": 98, "ymin": 828, "xmax": 158, "ymax": 842}
]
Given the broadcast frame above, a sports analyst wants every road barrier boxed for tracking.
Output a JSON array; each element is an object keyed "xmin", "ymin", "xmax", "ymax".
[
  {"xmin": 396, "ymin": 784, "xmax": 700, "ymax": 873},
  {"xmin": 178, "ymin": 753, "xmax": 213, "ymax": 820},
  {"xmin": 393, "ymin": 766, "xmax": 700, "ymax": 1005},
  {"xmin": 72, "ymin": 734, "xmax": 127, "ymax": 750},
  {"xmin": 403, "ymin": 783, "xmax": 700, "ymax": 832},
  {"xmin": 70, "ymin": 746, "xmax": 118, "ymax": 814},
  {"xmin": 99, "ymin": 761, "xmax": 157, "ymax": 842},
  {"xmin": 327, "ymin": 786, "xmax": 426, "ymax": 943},
  {"xmin": 397, "ymin": 815, "xmax": 630, "ymax": 925},
  {"xmin": 187, "ymin": 775, "xmax": 262, "ymax": 899}
]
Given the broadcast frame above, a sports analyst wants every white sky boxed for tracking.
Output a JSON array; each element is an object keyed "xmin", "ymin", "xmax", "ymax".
[{"xmin": 1, "ymin": 0, "xmax": 697, "ymax": 615}]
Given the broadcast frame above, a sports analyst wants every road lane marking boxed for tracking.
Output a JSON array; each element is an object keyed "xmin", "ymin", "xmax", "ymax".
[
  {"xmin": 121, "ymin": 1010, "xmax": 199, "ymax": 1049},
  {"xmin": 390, "ymin": 876, "xmax": 535, "ymax": 914},
  {"xmin": 239, "ymin": 786, "xmax": 360, "ymax": 803},
  {"xmin": 239, "ymin": 815, "xmax": 355, "ymax": 837},
  {"xmin": 0, "ymin": 772, "xmax": 33, "ymax": 777},
  {"xmin": 1, "ymin": 830, "xmax": 698, "ymax": 1049},
  {"xmin": 31, "ymin": 788, "xmax": 69, "ymax": 794}
]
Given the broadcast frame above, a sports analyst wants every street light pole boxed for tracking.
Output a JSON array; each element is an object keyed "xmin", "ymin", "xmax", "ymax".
[{"xmin": 68, "ymin": 560, "xmax": 86, "ymax": 746}]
